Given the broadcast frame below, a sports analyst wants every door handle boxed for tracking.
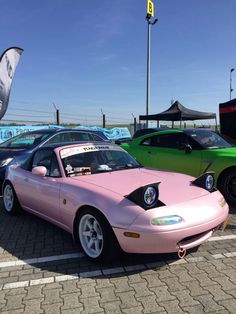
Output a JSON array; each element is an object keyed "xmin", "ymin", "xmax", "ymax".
[
  {"xmin": 148, "ymin": 151, "xmax": 156, "ymax": 154},
  {"xmin": 24, "ymin": 178, "xmax": 29, "ymax": 182}
]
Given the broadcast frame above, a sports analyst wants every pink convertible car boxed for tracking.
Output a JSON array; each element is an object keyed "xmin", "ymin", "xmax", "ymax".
[{"xmin": 3, "ymin": 142, "xmax": 229, "ymax": 261}]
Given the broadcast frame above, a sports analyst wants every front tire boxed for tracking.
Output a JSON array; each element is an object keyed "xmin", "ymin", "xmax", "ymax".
[
  {"xmin": 3, "ymin": 182, "xmax": 21, "ymax": 214},
  {"xmin": 76, "ymin": 208, "xmax": 120, "ymax": 262},
  {"xmin": 218, "ymin": 168, "xmax": 236, "ymax": 206}
]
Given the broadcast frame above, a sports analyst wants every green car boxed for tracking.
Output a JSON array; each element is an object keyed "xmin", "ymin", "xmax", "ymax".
[{"xmin": 121, "ymin": 128, "xmax": 236, "ymax": 206}]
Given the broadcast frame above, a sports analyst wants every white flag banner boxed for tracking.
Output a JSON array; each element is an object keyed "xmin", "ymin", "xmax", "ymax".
[{"xmin": 0, "ymin": 47, "xmax": 23, "ymax": 120}]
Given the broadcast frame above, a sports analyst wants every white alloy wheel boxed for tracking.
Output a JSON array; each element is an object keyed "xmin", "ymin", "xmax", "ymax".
[
  {"xmin": 79, "ymin": 214, "xmax": 104, "ymax": 258},
  {"xmin": 3, "ymin": 184, "xmax": 14, "ymax": 212}
]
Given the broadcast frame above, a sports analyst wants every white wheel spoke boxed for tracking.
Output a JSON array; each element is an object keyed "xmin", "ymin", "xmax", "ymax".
[
  {"xmin": 85, "ymin": 220, "xmax": 93, "ymax": 230},
  {"xmin": 82, "ymin": 231, "xmax": 91, "ymax": 237},
  {"xmin": 94, "ymin": 239, "xmax": 100, "ymax": 253},
  {"xmin": 94, "ymin": 221, "xmax": 100, "ymax": 233},
  {"xmin": 87, "ymin": 238, "xmax": 94, "ymax": 249}
]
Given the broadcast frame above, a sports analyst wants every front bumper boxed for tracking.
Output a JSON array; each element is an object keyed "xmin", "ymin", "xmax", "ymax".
[{"xmin": 112, "ymin": 191, "xmax": 229, "ymax": 254}]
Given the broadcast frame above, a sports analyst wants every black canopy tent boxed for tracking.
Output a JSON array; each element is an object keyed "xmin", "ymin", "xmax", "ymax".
[{"xmin": 139, "ymin": 101, "xmax": 217, "ymax": 128}]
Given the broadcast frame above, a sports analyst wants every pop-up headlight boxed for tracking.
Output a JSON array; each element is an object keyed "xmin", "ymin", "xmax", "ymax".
[
  {"xmin": 125, "ymin": 183, "xmax": 165, "ymax": 210},
  {"xmin": 191, "ymin": 172, "xmax": 215, "ymax": 192}
]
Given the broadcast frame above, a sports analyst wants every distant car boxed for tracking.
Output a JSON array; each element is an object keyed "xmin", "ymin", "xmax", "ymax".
[
  {"xmin": 132, "ymin": 128, "xmax": 168, "ymax": 139},
  {"xmin": 0, "ymin": 128, "xmax": 109, "ymax": 191},
  {"xmin": 115, "ymin": 128, "xmax": 168, "ymax": 145},
  {"xmin": 3, "ymin": 142, "xmax": 228, "ymax": 261},
  {"xmin": 115, "ymin": 128, "xmax": 160, "ymax": 145},
  {"xmin": 121, "ymin": 128, "xmax": 236, "ymax": 206}
]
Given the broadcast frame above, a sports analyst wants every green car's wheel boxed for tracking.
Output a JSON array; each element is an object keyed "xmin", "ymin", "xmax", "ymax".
[{"xmin": 218, "ymin": 168, "xmax": 236, "ymax": 206}]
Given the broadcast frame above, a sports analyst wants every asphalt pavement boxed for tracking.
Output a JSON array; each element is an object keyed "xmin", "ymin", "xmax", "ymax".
[{"xmin": 0, "ymin": 203, "xmax": 235, "ymax": 314}]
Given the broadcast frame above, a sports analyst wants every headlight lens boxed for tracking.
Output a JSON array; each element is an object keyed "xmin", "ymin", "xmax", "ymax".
[
  {"xmin": 151, "ymin": 215, "xmax": 183, "ymax": 225},
  {"xmin": 144, "ymin": 186, "xmax": 157, "ymax": 206},
  {"xmin": 0, "ymin": 157, "xmax": 14, "ymax": 167},
  {"xmin": 125, "ymin": 182, "xmax": 164, "ymax": 210},
  {"xmin": 205, "ymin": 174, "xmax": 214, "ymax": 191}
]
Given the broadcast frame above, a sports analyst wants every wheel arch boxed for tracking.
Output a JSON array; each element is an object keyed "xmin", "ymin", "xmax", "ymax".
[
  {"xmin": 2, "ymin": 179, "xmax": 13, "ymax": 193},
  {"xmin": 216, "ymin": 166, "xmax": 236, "ymax": 189},
  {"xmin": 72, "ymin": 205, "xmax": 115, "ymax": 242}
]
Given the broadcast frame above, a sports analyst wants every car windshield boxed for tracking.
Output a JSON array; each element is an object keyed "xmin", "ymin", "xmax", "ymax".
[
  {"xmin": 0, "ymin": 132, "xmax": 51, "ymax": 149},
  {"xmin": 60, "ymin": 144, "xmax": 142, "ymax": 176},
  {"xmin": 185, "ymin": 129, "xmax": 232, "ymax": 148}
]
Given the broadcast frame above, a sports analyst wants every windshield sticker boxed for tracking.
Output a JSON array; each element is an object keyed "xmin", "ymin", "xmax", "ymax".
[
  {"xmin": 65, "ymin": 165, "xmax": 91, "ymax": 176},
  {"xmin": 65, "ymin": 164, "xmax": 73, "ymax": 174},
  {"xmin": 60, "ymin": 144, "xmax": 121, "ymax": 159}
]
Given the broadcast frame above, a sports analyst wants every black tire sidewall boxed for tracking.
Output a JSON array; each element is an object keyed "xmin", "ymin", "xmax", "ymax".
[{"xmin": 219, "ymin": 169, "xmax": 236, "ymax": 206}]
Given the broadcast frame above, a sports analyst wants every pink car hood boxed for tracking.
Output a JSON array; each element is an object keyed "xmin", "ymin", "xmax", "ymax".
[{"xmin": 70, "ymin": 168, "xmax": 209, "ymax": 206}]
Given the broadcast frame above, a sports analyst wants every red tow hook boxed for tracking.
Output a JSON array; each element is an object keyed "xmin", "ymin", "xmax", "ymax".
[{"xmin": 177, "ymin": 245, "xmax": 186, "ymax": 259}]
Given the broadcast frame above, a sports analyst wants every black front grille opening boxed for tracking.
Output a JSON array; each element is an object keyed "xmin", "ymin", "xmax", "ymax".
[{"xmin": 179, "ymin": 229, "xmax": 212, "ymax": 243}]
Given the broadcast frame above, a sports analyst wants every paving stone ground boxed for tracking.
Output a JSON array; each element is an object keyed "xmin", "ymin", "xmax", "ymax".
[{"xmin": 0, "ymin": 203, "xmax": 235, "ymax": 313}]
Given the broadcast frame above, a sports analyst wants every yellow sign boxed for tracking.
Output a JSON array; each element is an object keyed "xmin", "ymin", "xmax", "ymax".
[{"xmin": 147, "ymin": 0, "xmax": 154, "ymax": 17}]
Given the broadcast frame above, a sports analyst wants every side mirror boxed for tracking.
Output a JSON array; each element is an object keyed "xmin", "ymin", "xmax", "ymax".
[
  {"xmin": 184, "ymin": 144, "xmax": 192, "ymax": 154},
  {"xmin": 32, "ymin": 166, "xmax": 47, "ymax": 176}
]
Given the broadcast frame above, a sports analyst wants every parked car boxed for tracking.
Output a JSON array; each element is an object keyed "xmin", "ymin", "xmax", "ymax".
[
  {"xmin": 0, "ymin": 128, "xmax": 109, "ymax": 191},
  {"xmin": 132, "ymin": 127, "xmax": 169, "ymax": 139},
  {"xmin": 114, "ymin": 128, "xmax": 167, "ymax": 145},
  {"xmin": 3, "ymin": 142, "xmax": 228, "ymax": 261},
  {"xmin": 121, "ymin": 128, "xmax": 236, "ymax": 206}
]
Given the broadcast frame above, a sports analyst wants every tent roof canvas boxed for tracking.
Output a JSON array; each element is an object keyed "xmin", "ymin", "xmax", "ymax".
[{"xmin": 139, "ymin": 101, "xmax": 216, "ymax": 121}]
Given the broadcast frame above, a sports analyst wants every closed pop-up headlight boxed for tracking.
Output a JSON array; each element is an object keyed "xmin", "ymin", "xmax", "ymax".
[
  {"xmin": 191, "ymin": 172, "xmax": 215, "ymax": 192},
  {"xmin": 125, "ymin": 183, "xmax": 165, "ymax": 210}
]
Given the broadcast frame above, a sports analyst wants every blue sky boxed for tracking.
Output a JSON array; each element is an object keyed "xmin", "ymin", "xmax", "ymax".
[{"xmin": 0, "ymin": 0, "xmax": 236, "ymax": 125}]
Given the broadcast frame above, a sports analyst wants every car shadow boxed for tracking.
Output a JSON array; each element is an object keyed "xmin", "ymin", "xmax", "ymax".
[{"xmin": 0, "ymin": 203, "xmax": 235, "ymax": 279}]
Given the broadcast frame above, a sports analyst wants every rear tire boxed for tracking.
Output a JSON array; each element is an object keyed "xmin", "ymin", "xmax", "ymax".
[
  {"xmin": 3, "ymin": 182, "xmax": 21, "ymax": 214},
  {"xmin": 76, "ymin": 208, "xmax": 121, "ymax": 262}
]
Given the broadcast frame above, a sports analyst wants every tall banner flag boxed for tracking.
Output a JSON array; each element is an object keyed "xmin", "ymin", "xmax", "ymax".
[
  {"xmin": 147, "ymin": 0, "xmax": 154, "ymax": 17},
  {"xmin": 0, "ymin": 47, "xmax": 23, "ymax": 120}
]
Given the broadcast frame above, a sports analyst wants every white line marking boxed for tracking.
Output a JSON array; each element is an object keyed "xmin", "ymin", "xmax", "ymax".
[
  {"xmin": 0, "ymin": 252, "xmax": 83, "ymax": 268},
  {"xmin": 224, "ymin": 252, "xmax": 236, "ymax": 257},
  {"xmin": 1, "ymin": 251, "xmax": 236, "ymax": 290},
  {"xmin": 212, "ymin": 253, "xmax": 225, "ymax": 259},
  {"xmin": 102, "ymin": 267, "xmax": 125, "ymax": 275},
  {"xmin": 184, "ymin": 256, "xmax": 205, "ymax": 263},
  {"xmin": 0, "ymin": 234, "xmax": 235, "ymax": 269},
  {"xmin": 209, "ymin": 234, "xmax": 236, "ymax": 241},
  {"xmin": 4, "ymin": 281, "xmax": 29, "ymax": 289},
  {"xmin": 79, "ymin": 270, "xmax": 102, "ymax": 278},
  {"xmin": 30, "ymin": 277, "xmax": 54, "ymax": 286},
  {"xmin": 124, "ymin": 264, "xmax": 147, "ymax": 272},
  {"xmin": 55, "ymin": 274, "xmax": 79, "ymax": 282}
]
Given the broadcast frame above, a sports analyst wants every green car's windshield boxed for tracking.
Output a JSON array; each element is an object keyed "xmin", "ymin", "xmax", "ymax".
[
  {"xmin": 0, "ymin": 132, "xmax": 51, "ymax": 149},
  {"xmin": 61, "ymin": 145, "xmax": 142, "ymax": 176},
  {"xmin": 185, "ymin": 129, "xmax": 232, "ymax": 149}
]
